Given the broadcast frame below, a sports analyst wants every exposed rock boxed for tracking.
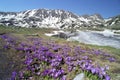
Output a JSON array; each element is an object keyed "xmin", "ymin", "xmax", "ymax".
[
  {"xmin": 73, "ymin": 73, "xmax": 85, "ymax": 80},
  {"xmin": 52, "ymin": 32, "xmax": 69, "ymax": 39}
]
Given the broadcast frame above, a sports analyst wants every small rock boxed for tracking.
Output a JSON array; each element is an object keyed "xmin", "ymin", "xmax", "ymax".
[
  {"xmin": 52, "ymin": 32, "xmax": 69, "ymax": 39},
  {"xmin": 73, "ymin": 73, "xmax": 85, "ymax": 80}
]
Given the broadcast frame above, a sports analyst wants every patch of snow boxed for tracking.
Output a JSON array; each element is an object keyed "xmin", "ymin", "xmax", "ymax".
[
  {"xmin": 105, "ymin": 18, "xmax": 112, "ymax": 22},
  {"xmin": 44, "ymin": 33, "xmax": 55, "ymax": 37},
  {"xmin": 101, "ymin": 29, "xmax": 114, "ymax": 37},
  {"xmin": 111, "ymin": 21, "xmax": 115, "ymax": 25},
  {"xmin": 0, "ymin": 15, "xmax": 3, "ymax": 19},
  {"xmin": 78, "ymin": 17, "xmax": 90, "ymax": 23},
  {"xmin": 17, "ymin": 22, "xmax": 29, "ymax": 28},
  {"xmin": 0, "ymin": 14, "xmax": 15, "ymax": 20},
  {"xmin": 29, "ymin": 9, "xmax": 37, "ymax": 17},
  {"xmin": 113, "ymin": 30, "xmax": 120, "ymax": 33},
  {"xmin": 68, "ymin": 30, "xmax": 120, "ymax": 49},
  {"xmin": 42, "ymin": 17, "xmax": 60, "ymax": 24},
  {"xmin": 45, "ymin": 30, "xmax": 65, "ymax": 37}
]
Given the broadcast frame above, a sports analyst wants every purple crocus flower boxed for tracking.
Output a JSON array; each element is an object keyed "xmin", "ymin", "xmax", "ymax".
[
  {"xmin": 86, "ymin": 65, "xmax": 92, "ymax": 71},
  {"xmin": 68, "ymin": 66, "xmax": 73, "ymax": 72},
  {"xmin": 82, "ymin": 56, "xmax": 88, "ymax": 60},
  {"xmin": 105, "ymin": 75, "xmax": 110, "ymax": 80},
  {"xmin": 109, "ymin": 57, "xmax": 115, "ymax": 62},
  {"xmin": 3, "ymin": 45, "xmax": 9, "ymax": 49},
  {"xmin": 41, "ymin": 46, "xmax": 49, "ymax": 51},
  {"xmin": 42, "ymin": 69, "xmax": 50, "ymax": 76},
  {"xmin": 1, "ymin": 35, "xmax": 8, "ymax": 39},
  {"xmin": 19, "ymin": 71, "xmax": 24, "ymax": 79},
  {"xmin": 11, "ymin": 71, "xmax": 17, "ymax": 80},
  {"xmin": 54, "ymin": 69, "xmax": 65, "ymax": 79},
  {"xmin": 61, "ymin": 75, "xmax": 66, "ymax": 80},
  {"xmin": 54, "ymin": 72, "xmax": 59, "ymax": 78},
  {"xmin": 91, "ymin": 68, "xmax": 96, "ymax": 74},
  {"xmin": 25, "ymin": 57, "xmax": 33, "ymax": 65},
  {"xmin": 94, "ymin": 50, "xmax": 101, "ymax": 55},
  {"xmin": 56, "ymin": 55, "xmax": 62, "ymax": 61},
  {"xmin": 15, "ymin": 47, "xmax": 24, "ymax": 51}
]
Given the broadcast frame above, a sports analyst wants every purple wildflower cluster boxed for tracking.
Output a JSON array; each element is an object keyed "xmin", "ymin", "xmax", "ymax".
[{"xmin": 0, "ymin": 35, "xmax": 114, "ymax": 80}]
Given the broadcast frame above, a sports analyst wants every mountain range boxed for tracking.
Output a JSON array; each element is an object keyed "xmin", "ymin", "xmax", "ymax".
[{"xmin": 0, "ymin": 9, "xmax": 120, "ymax": 29}]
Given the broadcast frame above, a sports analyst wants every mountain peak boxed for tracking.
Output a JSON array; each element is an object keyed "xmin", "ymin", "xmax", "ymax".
[{"xmin": 0, "ymin": 9, "xmax": 118, "ymax": 29}]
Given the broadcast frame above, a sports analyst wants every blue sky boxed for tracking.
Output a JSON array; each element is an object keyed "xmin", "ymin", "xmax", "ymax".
[{"xmin": 0, "ymin": 0, "xmax": 120, "ymax": 18}]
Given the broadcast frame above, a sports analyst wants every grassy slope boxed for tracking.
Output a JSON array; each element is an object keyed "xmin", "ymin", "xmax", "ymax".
[{"xmin": 0, "ymin": 25, "xmax": 120, "ymax": 80}]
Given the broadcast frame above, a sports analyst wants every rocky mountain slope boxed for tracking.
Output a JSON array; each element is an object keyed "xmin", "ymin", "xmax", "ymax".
[
  {"xmin": 105, "ymin": 15, "xmax": 120, "ymax": 26},
  {"xmin": 0, "ymin": 9, "xmax": 119, "ymax": 29}
]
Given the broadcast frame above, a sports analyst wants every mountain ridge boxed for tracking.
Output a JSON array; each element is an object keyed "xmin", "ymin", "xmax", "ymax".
[{"xmin": 0, "ymin": 9, "xmax": 119, "ymax": 29}]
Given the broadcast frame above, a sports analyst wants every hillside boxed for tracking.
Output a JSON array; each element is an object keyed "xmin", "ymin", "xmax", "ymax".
[{"xmin": 0, "ymin": 25, "xmax": 120, "ymax": 80}]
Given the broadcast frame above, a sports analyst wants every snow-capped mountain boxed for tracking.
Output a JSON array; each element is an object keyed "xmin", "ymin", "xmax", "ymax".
[
  {"xmin": 105, "ymin": 15, "xmax": 120, "ymax": 26},
  {"xmin": 0, "ymin": 9, "xmax": 111, "ymax": 29}
]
